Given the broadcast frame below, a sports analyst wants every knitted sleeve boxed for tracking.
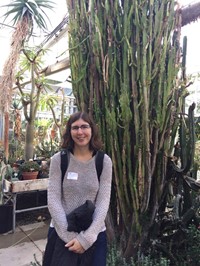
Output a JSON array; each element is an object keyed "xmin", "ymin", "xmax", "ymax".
[
  {"xmin": 48, "ymin": 152, "xmax": 78, "ymax": 243},
  {"xmin": 76, "ymin": 154, "xmax": 112, "ymax": 250}
]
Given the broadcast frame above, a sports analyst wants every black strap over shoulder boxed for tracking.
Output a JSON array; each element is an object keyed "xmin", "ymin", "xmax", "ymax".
[
  {"xmin": 60, "ymin": 150, "xmax": 104, "ymax": 183},
  {"xmin": 60, "ymin": 149, "xmax": 69, "ymax": 183},
  {"xmin": 95, "ymin": 150, "xmax": 104, "ymax": 181}
]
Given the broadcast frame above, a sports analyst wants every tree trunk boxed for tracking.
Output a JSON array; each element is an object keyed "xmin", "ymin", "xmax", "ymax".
[
  {"xmin": 25, "ymin": 122, "xmax": 35, "ymax": 161},
  {"xmin": 0, "ymin": 17, "xmax": 29, "ymax": 113},
  {"xmin": 105, "ymin": 209, "xmax": 115, "ymax": 243},
  {"xmin": 4, "ymin": 112, "xmax": 9, "ymax": 163}
]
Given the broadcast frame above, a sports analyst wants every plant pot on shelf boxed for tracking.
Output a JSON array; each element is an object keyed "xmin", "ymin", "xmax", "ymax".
[
  {"xmin": 19, "ymin": 161, "xmax": 40, "ymax": 180},
  {"xmin": 21, "ymin": 171, "xmax": 39, "ymax": 180}
]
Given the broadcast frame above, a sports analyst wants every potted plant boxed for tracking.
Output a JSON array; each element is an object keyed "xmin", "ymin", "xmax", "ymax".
[{"xmin": 19, "ymin": 161, "xmax": 40, "ymax": 180}]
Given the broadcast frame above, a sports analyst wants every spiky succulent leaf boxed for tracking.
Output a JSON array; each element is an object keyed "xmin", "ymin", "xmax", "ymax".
[{"xmin": 3, "ymin": 0, "xmax": 55, "ymax": 30}]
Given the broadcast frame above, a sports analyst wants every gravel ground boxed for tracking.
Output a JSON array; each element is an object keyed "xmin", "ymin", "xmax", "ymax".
[
  {"xmin": 15, "ymin": 191, "xmax": 51, "ymax": 226},
  {"xmin": 16, "ymin": 208, "xmax": 51, "ymax": 226}
]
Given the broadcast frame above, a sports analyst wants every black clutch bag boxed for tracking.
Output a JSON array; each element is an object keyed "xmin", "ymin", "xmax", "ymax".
[{"xmin": 67, "ymin": 200, "xmax": 95, "ymax": 233}]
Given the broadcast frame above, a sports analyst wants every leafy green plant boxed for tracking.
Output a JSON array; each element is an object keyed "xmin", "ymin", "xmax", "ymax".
[
  {"xmin": 9, "ymin": 138, "xmax": 25, "ymax": 164},
  {"xmin": 35, "ymin": 118, "xmax": 52, "ymax": 129},
  {"xmin": 106, "ymin": 243, "xmax": 170, "ymax": 266},
  {"xmin": 0, "ymin": 158, "xmax": 14, "ymax": 204},
  {"xmin": 19, "ymin": 161, "xmax": 40, "ymax": 172},
  {"xmin": 183, "ymin": 224, "xmax": 200, "ymax": 265}
]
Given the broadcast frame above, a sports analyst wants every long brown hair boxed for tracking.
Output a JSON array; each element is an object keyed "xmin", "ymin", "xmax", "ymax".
[{"xmin": 61, "ymin": 112, "xmax": 103, "ymax": 151}]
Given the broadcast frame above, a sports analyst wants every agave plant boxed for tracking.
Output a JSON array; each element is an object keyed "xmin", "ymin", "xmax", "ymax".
[{"xmin": 3, "ymin": 0, "xmax": 55, "ymax": 35}]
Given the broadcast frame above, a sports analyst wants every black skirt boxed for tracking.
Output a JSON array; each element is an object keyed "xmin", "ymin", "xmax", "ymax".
[{"xmin": 42, "ymin": 228, "xmax": 95, "ymax": 266}]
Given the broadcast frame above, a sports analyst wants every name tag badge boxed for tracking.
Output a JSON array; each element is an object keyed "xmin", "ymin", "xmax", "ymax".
[{"xmin": 67, "ymin": 172, "xmax": 78, "ymax": 180}]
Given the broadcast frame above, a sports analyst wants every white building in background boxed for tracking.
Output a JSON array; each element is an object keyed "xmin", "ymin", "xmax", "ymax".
[{"xmin": 18, "ymin": 82, "xmax": 77, "ymax": 123}]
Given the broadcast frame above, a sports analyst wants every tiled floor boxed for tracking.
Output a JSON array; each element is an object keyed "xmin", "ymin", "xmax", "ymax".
[{"xmin": 0, "ymin": 220, "xmax": 49, "ymax": 266}]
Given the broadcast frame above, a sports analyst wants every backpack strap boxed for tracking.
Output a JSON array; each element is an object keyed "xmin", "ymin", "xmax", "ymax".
[
  {"xmin": 95, "ymin": 150, "xmax": 104, "ymax": 181},
  {"xmin": 60, "ymin": 149, "xmax": 69, "ymax": 183},
  {"xmin": 60, "ymin": 150, "xmax": 104, "ymax": 183}
]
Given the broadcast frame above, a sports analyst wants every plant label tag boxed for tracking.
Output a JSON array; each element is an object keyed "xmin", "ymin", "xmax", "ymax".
[{"xmin": 67, "ymin": 172, "xmax": 78, "ymax": 180}]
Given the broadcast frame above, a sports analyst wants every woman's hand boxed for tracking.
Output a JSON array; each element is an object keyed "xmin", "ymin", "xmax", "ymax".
[{"xmin": 65, "ymin": 238, "xmax": 85, "ymax": 254}]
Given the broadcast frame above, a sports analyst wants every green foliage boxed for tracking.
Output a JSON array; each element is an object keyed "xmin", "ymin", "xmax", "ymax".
[
  {"xmin": 9, "ymin": 139, "xmax": 25, "ymax": 162},
  {"xmin": 35, "ymin": 118, "xmax": 52, "ymax": 129},
  {"xmin": 3, "ymin": 0, "xmax": 55, "ymax": 31},
  {"xmin": 0, "ymin": 159, "xmax": 14, "ymax": 182},
  {"xmin": 19, "ymin": 161, "xmax": 40, "ymax": 172},
  {"xmin": 19, "ymin": 47, "xmax": 47, "ymax": 71},
  {"xmin": 35, "ymin": 140, "xmax": 60, "ymax": 158},
  {"xmin": 107, "ymin": 243, "xmax": 170, "ymax": 266},
  {"xmin": 0, "ymin": 160, "xmax": 14, "ymax": 204},
  {"xmin": 39, "ymin": 94, "xmax": 59, "ymax": 112},
  {"xmin": 181, "ymin": 224, "xmax": 200, "ymax": 265}
]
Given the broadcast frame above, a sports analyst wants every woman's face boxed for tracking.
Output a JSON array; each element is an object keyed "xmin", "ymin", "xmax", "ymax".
[{"xmin": 70, "ymin": 118, "xmax": 92, "ymax": 149}]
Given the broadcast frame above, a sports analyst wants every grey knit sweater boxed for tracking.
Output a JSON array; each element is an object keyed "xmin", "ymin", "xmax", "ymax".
[{"xmin": 48, "ymin": 151, "xmax": 112, "ymax": 250}]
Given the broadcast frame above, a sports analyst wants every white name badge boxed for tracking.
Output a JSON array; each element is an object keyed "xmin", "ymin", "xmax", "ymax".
[{"xmin": 67, "ymin": 172, "xmax": 78, "ymax": 180}]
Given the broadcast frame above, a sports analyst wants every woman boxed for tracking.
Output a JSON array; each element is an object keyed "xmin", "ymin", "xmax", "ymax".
[{"xmin": 46, "ymin": 111, "xmax": 112, "ymax": 266}]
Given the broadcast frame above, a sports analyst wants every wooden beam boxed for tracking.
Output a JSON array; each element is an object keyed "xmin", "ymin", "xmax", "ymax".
[
  {"xmin": 44, "ymin": 26, "xmax": 68, "ymax": 50},
  {"xmin": 10, "ymin": 178, "xmax": 48, "ymax": 193},
  {"xmin": 43, "ymin": 57, "xmax": 70, "ymax": 76}
]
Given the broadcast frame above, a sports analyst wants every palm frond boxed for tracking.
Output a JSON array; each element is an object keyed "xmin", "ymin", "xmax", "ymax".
[{"xmin": 3, "ymin": 0, "xmax": 55, "ymax": 30}]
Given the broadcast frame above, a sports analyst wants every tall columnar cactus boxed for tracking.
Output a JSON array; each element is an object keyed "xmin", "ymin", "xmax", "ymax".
[{"xmin": 66, "ymin": 0, "xmax": 188, "ymax": 257}]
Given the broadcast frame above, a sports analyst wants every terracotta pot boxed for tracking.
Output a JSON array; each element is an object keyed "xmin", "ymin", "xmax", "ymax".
[{"xmin": 22, "ymin": 171, "xmax": 39, "ymax": 180}]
